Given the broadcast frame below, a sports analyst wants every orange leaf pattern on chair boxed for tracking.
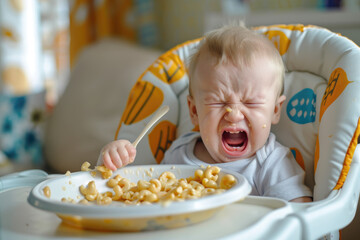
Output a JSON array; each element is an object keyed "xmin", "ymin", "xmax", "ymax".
[
  {"xmin": 148, "ymin": 120, "xmax": 177, "ymax": 163},
  {"xmin": 314, "ymin": 136, "xmax": 320, "ymax": 174},
  {"xmin": 121, "ymin": 80, "xmax": 164, "ymax": 125},
  {"xmin": 319, "ymin": 68, "xmax": 352, "ymax": 122},
  {"xmin": 290, "ymin": 147, "xmax": 305, "ymax": 171},
  {"xmin": 253, "ymin": 24, "xmax": 305, "ymax": 33},
  {"xmin": 263, "ymin": 30, "xmax": 291, "ymax": 56},
  {"xmin": 148, "ymin": 52, "xmax": 186, "ymax": 84},
  {"xmin": 270, "ymin": 24, "xmax": 305, "ymax": 32}
]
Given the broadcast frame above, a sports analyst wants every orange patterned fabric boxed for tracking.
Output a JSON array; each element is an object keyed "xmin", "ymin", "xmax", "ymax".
[
  {"xmin": 319, "ymin": 68, "xmax": 352, "ymax": 122},
  {"xmin": 334, "ymin": 117, "xmax": 360, "ymax": 190}
]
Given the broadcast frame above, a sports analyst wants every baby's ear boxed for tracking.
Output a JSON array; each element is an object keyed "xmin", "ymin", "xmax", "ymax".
[
  {"xmin": 272, "ymin": 95, "xmax": 286, "ymax": 124},
  {"xmin": 187, "ymin": 95, "xmax": 199, "ymax": 126}
]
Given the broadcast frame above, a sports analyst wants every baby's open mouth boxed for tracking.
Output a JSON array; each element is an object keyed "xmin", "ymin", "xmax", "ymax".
[{"xmin": 222, "ymin": 130, "xmax": 247, "ymax": 152}]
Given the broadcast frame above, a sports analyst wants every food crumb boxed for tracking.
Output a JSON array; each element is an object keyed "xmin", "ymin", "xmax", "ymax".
[
  {"xmin": 43, "ymin": 186, "xmax": 51, "ymax": 198},
  {"xmin": 145, "ymin": 170, "xmax": 152, "ymax": 177},
  {"xmin": 81, "ymin": 162, "xmax": 91, "ymax": 172}
]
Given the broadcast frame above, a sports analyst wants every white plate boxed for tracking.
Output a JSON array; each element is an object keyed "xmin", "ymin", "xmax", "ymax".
[{"xmin": 27, "ymin": 164, "xmax": 251, "ymax": 231}]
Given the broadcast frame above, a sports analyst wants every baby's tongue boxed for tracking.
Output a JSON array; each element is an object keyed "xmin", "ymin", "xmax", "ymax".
[{"xmin": 223, "ymin": 131, "xmax": 246, "ymax": 147}]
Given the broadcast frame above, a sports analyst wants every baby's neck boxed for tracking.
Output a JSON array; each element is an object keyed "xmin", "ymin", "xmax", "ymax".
[{"xmin": 194, "ymin": 139, "xmax": 217, "ymax": 164}]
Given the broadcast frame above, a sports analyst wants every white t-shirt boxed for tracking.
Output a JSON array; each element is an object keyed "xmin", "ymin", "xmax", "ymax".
[{"xmin": 161, "ymin": 132, "xmax": 312, "ymax": 201}]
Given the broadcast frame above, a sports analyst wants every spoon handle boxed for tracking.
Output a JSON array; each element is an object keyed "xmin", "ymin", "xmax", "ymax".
[{"xmin": 132, "ymin": 105, "xmax": 170, "ymax": 148}]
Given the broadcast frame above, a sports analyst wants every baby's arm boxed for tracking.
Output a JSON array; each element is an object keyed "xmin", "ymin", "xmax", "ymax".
[{"xmin": 98, "ymin": 140, "xmax": 136, "ymax": 171}]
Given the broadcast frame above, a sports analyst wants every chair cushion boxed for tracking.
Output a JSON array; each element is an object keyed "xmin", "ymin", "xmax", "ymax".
[{"xmin": 254, "ymin": 25, "xmax": 360, "ymax": 200}]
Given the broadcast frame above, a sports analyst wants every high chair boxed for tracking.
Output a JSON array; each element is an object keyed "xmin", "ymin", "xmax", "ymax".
[{"xmin": 115, "ymin": 24, "xmax": 360, "ymax": 239}]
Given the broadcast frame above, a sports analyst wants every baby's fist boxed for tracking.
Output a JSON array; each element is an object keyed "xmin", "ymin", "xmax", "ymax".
[{"xmin": 98, "ymin": 140, "xmax": 136, "ymax": 171}]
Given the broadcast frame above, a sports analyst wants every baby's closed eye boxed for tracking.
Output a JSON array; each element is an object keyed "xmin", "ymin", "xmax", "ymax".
[
  {"xmin": 244, "ymin": 102, "xmax": 264, "ymax": 107},
  {"xmin": 205, "ymin": 103, "xmax": 226, "ymax": 108},
  {"xmin": 243, "ymin": 99, "xmax": 266, "ymax": 108}
]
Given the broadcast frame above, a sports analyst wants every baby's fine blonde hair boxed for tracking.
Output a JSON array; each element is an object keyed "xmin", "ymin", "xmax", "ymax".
[{"xmin": 188, "ymin": 23, "xmax": 285, "ymax": 96}]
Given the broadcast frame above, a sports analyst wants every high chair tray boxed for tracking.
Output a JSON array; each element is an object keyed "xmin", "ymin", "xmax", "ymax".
[{"xmin": 0, "ymin": 186, "xmax": 301, "ymax": 240}]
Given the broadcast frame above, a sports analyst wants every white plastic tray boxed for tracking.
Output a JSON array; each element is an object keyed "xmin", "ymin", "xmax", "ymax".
[{"xmin": 1, "ymin": 186, "xmax": 296, "ymax": 240}]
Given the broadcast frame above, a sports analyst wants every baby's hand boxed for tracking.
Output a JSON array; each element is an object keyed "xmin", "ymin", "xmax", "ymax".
[{"xmin": 98, "ymin": 140, "xmax": 136, "ymax": 171}]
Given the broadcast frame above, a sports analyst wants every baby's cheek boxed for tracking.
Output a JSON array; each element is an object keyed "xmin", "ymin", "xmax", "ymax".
[
  {"xmin": 203, "ymin": 135, "xmax": 209, "ymax": 144},
  {"xmin": 200, "ymin": 130, "xmax": 213, "ymax": 146},
  {"xmin": 199, "ymin": 112, "xmax": 220, "ymax": 143},
  {"xmin": 254, "ymin": 124, "xmax": 271, "ymax": 145}
]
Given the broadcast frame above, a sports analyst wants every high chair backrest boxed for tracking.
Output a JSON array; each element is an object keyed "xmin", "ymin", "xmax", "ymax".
[{"xmin": 115, "ymin": 24, "xmax": 360, "ymax": 201}]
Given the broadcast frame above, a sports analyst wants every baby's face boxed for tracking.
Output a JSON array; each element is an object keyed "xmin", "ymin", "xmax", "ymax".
[{"xmin": 188, "ymin": 52, "xmax": 285, "ymax": 163}]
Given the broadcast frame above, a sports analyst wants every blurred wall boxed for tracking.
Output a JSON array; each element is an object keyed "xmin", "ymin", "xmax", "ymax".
[{"xmin": 154, "ymin": 0, "xmax": 220, "ymax": 50}]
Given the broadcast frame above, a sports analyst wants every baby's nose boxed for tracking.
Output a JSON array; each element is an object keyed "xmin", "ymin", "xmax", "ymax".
[{"xmin": 224, "ymin": 105, "xmax": 244, "ymax": 122}]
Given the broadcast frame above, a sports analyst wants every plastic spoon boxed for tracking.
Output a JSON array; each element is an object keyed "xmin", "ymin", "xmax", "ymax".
[{"xmin": 132, "ymin": 105, "xmax": 169, "ymax": 148}]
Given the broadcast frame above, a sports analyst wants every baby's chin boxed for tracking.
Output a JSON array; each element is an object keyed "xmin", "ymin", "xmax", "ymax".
[{"xmin": 216, "ymin": 154, "xmax": 254, "ymax": 163}]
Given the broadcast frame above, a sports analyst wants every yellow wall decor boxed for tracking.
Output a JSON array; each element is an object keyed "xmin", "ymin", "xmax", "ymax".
[
  {"xmin": 0, "ymin": 0, "xmax": 42, "ymax": 95},
  {"xmin": 69, "ymin": 0, "xmax": 158, "ymax": 67}
]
